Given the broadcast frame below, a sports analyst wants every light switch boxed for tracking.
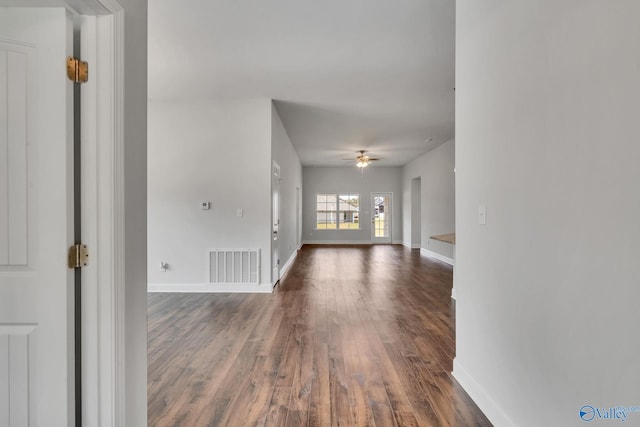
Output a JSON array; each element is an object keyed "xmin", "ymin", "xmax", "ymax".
[
  {"xmin": 201, "ymin": 201, "xmax": 210, "ymax": 210},
  {"xmin": 478, "ymin": 204, "xmax": 486, "ymax": 225},
  {"xmin": 237, "ymin": 208, "xmax": 243, "ymax": 217}
]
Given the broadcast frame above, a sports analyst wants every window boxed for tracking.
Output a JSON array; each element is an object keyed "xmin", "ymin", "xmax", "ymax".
[
  {"xmin": 316, "ymin": 193, "xmax": 360, "ymax": 230},
  {"xmin": 316, "ymin": 194, "xmax": 337, "ymax": 229},
  {"xmin": 337, "ymin": 193, "xmax": 359, "ymax": 229}
]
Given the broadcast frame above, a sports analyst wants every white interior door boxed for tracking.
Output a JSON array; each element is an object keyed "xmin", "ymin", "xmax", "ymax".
[
  {"xmin": 272, "ymin": 162, "xmax": 280, "ymax": 286},
  {"xmin": 0, "ymin": 8, "xmax": 75, "ymax": 425},
  {"xmin": 371, "ymin": 193, "xmax": 392, "ymax": 244}
]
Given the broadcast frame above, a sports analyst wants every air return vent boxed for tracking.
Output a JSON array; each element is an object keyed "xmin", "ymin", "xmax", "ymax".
[{"xmin": 207, "ymin": 249, "xmax": 260, "ymax": 285}]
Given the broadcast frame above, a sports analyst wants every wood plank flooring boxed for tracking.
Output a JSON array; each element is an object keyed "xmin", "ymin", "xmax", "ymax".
[{"xmin": 148, "ymin": 245, "xmax": 491, "ymax": 426}]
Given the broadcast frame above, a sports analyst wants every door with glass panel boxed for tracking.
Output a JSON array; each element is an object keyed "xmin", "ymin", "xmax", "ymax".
[{"xmin": 371, "ymin": 193, "xmax": 392, "ymax": 243}]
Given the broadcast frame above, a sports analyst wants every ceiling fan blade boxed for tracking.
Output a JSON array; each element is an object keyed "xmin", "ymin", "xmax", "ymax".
[{"xmin": 338, "ymin": 151, "xmax": 382, "ymax": 166}]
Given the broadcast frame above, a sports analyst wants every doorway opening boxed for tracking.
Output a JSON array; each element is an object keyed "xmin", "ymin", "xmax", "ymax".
[
  {"xmin": 272, "ymin": 161, "xmax": 281, "ymax": 286},
  {"xmin": 411, "ymin": 177, "xmax": 422, "ymax": 248}
]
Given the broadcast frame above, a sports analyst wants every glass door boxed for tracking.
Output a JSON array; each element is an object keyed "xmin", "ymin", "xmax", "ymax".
[{"xmin": 371, "ymin": 193, "xmax": 392, "ymax": 243}]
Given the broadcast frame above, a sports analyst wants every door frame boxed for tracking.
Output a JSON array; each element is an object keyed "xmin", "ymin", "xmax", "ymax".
[
  {"xmin": 371, "ymin": 192, "xmax": 393, "ymax": 244},
  {"xmin": 78, "ymin": 6, "xmax": 128, "ymax": 425},
  {"xmin": 411, "ymin": 177, "xmax": 422, "ymax": 248},
  {"xmin": 296, "ymin": 186, "xmax": 301, "ymax": 249},
  {"xmin": 271, "ymin": 161, "xmax": 281, "ymax": 286}
]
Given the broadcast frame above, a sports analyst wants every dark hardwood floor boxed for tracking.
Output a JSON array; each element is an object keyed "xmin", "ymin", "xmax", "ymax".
[{"xmin": 148, "ymin": 245, "xmax": 491, "ymax": 426}]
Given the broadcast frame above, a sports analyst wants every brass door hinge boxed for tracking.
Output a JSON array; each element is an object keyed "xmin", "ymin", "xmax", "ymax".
[
  {"xmin": 67, "ymin": 57, "xmax": 88, "ymax": 84},
  {"xmin": 68, "ymin": 244, "xmax": 89, "ymax": 269}
]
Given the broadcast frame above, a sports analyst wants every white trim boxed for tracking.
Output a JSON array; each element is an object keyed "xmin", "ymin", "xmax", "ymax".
[
  {"xmin": 296, "ymin": 186, "xmax": 301, "ymax": 250},
  {"xmin": 303, "ymin": 240, "xmax": 373, "ymax": 245},
  {"xmin": 78, "ymin": 3, "xmax": 125, "ymax": 425},
  {"xmin": 148, "ymin": 283, "xmax": 273, "ymax": 294},
  {"xmin": 279, "ymin": 249, "xmax": 297, "ymax": 279},
  {"xmin": 392, "ymin": 239, "xmax": 405, "ymax": 245},
  {"xmin": 451, "ymin": 288, "xmax": 457, "ymax": 300},
  {"xmin": 452, "ymin": 359, "xmax": 513, "ymax": 426},
  {"xmin": 104, "ymin": 10, "xmax": 126, "ymax": 426},
  {"xmin": 402, "ymin": 242, "xmax": 422, "ymax": 249},
  {"xmin": 80, "ymin": 15, "xmax": 100, "ymax": 424},
  {"xmin": 0, "ymin": 37, "xmax": 35, "ymax": 48},
  {"xmin": 420, "ymin": 248, "xmax": 455, "ymax": 266},
  {"xmin": 0, "ymin": 324, "xmax": 36, "ymax": 334}
]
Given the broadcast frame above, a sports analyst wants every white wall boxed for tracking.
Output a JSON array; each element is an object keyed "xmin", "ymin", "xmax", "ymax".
[
  {"xmin": 118, "ymin": 0, "xmax": 148, "ymax": 424},
  {"xmin": 148, "ymin": 99, "xmax": 273, "ymax": 290},
  {"xmin": 271, "ymin": 103, "xmax": 303, "ymax": 275},
  {"xmin": 402, "ymin": 139, "xmax": 455, "ymax": 259},
  {"xmin": 302, "ymin": 167, "xmax": 402, "ymax": 244},
  {"xmin": 455, "ymin": 2, "xmax": 640, "ymax": 426}
]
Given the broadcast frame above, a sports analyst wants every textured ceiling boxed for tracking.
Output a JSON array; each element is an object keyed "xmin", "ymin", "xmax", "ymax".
[{"xmin": 148, "ymin": 0, "xmax": 455, "ymax": 167}]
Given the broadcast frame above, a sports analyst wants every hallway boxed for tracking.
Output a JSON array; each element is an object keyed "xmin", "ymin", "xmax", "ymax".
[{"xmin": 148, "ymin": 245, "xmax": 491, "ymax": 426}]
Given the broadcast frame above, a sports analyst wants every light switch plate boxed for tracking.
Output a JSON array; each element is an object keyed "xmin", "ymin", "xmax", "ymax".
[
  {"xmin": 201, "ymin": 201, "xmax": 210, "ymax": 210},
  {"xmin": 478, "ymin": 204, "xmax": 486, "ymax": 225}
]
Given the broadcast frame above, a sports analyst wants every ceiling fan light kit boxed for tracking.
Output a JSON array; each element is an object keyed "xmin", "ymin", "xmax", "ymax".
[{"xmin": 347, "ymin": 150, "xmax": 380, "ymax": 168}]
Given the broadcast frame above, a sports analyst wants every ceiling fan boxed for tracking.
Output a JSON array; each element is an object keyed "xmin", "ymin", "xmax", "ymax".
[{"xmin": 344, "ymin": 150, "xmax": 381, "ymax": 168}]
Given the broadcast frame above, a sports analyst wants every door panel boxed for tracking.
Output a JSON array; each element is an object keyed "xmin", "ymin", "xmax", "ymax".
[
  {"xmin": 0, "ymin": 8, "xmax": 74, "ymax": 426},
  {"xmin": 0, "ymin": 47, "xmax": 28, "ymax": 266},
  {"xmin": 371, "ymin": 193, "xmax": 392, "ymax": 244}
]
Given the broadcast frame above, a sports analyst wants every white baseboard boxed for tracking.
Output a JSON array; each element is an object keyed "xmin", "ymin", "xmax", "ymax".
[
  {"xmin": 302, "ymin": 240, "xmax": 406, "ymax": 246},
  {"xmin": 452, "ymin": 359, "xmax": 513, "ymax": 426},
  {"xmin": 402, "ymin": 242, "xmax": 422, "ymax": 249},
  {"xmin": 279, "ymin": 250, "xmax": 297, "ymax": 278},
  {"xmin": 420, "ymin": 248, "xmax": 455, "ymax": 266},
  {"xmin": 147, "ymin": 283, "xmax": 273, "ymax": 294},
  {"xmin": 302, "ymin": 240, "xmax": 372, "ymax": 245},
  {"xmin": 451, "ymin": 288, "xmax": 457, "ymax": 300}
]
